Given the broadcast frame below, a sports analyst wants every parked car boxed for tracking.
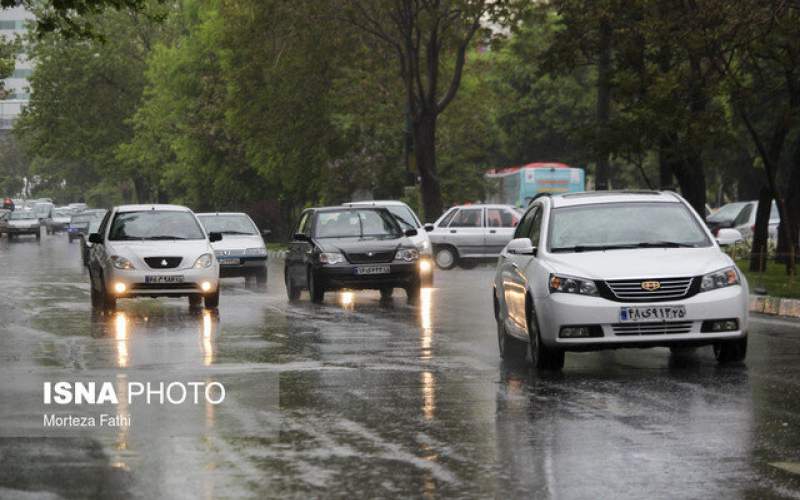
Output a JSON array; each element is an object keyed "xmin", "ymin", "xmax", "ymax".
[
  {"xmin": 342, "ymin": 200, "xmax": 433, "ymax": 286},
  {"xmin": 87, "ymin": 204, "xmax": 222, "ymax": 310},
  {"xmin": 0, "ymin": 210, "xmax": 41, "ymax": 241},
  {"xmin": 45, "ymin": 207, "xmax": 74, "ymax": 234},
  {"xmin": 68, "ymin": 209, "xmax": 106, "ymax": 243},
  {"xmin": 285, "ymin": 206, "xmax": 423, "ymax": 303},
  {"xmin": 426, "ymin": 203, "xmax": 522, "ymax": 270},
  {"xmin": 31, "ymin": 201, "xmax": 54, "ymax": 223},
  {"xmin": 493, "ymin": 191, "xmax": 748, "ymax": 370},
  {"xmin": 707, "ymin": 200, "xmax": 779, "ymax": 241},
  {"xmin": 196, "ymin": 212, "xmax": 268, "ymax": 286}
]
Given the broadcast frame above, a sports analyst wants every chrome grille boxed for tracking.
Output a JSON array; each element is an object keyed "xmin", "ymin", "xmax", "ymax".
[
  {"xmin": 612, "ymin": 321, "xmax": 693, "ymax": 336},
  {"xmin": 605, "ymin": 277, "xmax": 693, "ymax": 301},
  {"xmin": 346, "ymin": 251, "xmax": 395, "ymax": 264}
]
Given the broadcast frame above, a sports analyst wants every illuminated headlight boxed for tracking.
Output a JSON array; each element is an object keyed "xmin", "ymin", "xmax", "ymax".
[
  {"xmin": 419, "ymin": 259, "xmax": 432, "ymax": 273},
  {"xmin": 549, "ymin": 274, "xmax": 598, "ymax": 296},
  {"xmin": 700, "ymin": 266, "xmax": 739, "ymax": 292},
  {"xmin": 110, "ymin": 255, "xmax": 135, "ymax": 270},
  {"xmin": 193, "ymin": 253, "xmax": 213, "ymax": 269},
  {"xmin": 113, "ymin": 282, "xmax": 127, "ymax": 294},
  {"xmin": 319, "ymin": 252, "xmax": 345, "ymax": 265},
  {"xmin": 395, "ymin": 248, "xmax": 419, "ymax": 262},
  {"xmin": 245, "ymin": 247, "xmax": 268, "ymax": 256}
]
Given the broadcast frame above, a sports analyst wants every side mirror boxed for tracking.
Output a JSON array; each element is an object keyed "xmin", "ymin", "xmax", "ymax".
[
  {"xmin": 293, "ymin": 232, "xmax": 310, "ymax": 242},
  {"xmin": 506, "ymin": 237, "xmax": 537, "ymax": 256},
  {"xmin": 715, "ymin": 228, "xmax": 743, "ymax": 246},
  {"xmin": 88, "ymin": 233, "xmax": 103, "ymax": 244},
  {"xmin": 209, "ymin": 232, "xmax": 223, "ymax": 242},
  {"xmin": 404, "ymin": 228, "xmax": 418, "ymax": 237},
  {"xmin": 424, "ymin": 224, "xmax": 434, "ymax": 232},
  {"xmin": 261, "ymin": 229, "xmax": 272, "ymax": 236}
]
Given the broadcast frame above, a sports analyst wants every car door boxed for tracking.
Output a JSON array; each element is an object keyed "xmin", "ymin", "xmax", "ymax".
[
  {"xmin": 499, "ymin": 204, "xmax": 543, "ymax": 339},
  {"xmin": 89, "ymin": 209, "xmax": 113, "ymax": 289},
  {"xmin": 446, "ymin": 207, "xmax": 485, "ymax": 257},
  {"xmin": 485, "ymin": 207, "xmax": 521, "ymax": 256},
  {"xmin": 287, "ymin": 211, "xmax": 313, "ymax": 286}
]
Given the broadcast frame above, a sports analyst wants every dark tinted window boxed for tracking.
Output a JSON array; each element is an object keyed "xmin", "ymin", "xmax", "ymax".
[
  {"xmin": 515, "ymin": 206, "xmax": 538, "ymax": 239},
  {"xmin": 314, "ymin": 209, "xmax": 401, "ymax": 238},
  {"xmin": 529, "ymin": 209, "xmax": 543, "ymax": 245}
]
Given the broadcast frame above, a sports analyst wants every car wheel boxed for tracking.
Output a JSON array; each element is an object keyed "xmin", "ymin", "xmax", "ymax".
[
  {"xmin": 204, "ymin": 290, "xmax": 220, "ymax": 309},
  {"xmin": 458, "ymin": 258, "xmax": 479, "ymax": 270},
  {"xmin": 713, "ymin": 337, "xmax": 747, "ymax": 364},
  {"xmin": 669, "ymin": 346, "xmax": 697, "ymax": 356},
  {"xmin": 255, "ymin": 269, "xmax": 268, "ymax": 287},
  {"xmin": 285, "ymin": 269, "xmax": 300, "ymax": 301},
  {"xmin": 434, "ymin": 246, "xmax": 458, "ymax": 270},
  {"xmin": 188, "ymin": 294, "xmax": 202, "ymax": 308},
  {"xmin": 308, "ymin": 268, "xmax": 325, "ymax": 303},
  {"xmin": 35, "ymin": 231, "xmax": 41, "ymax": 241},
  {"xmin": 527, "ymin": 301, "xmax": 564, "ymax": 370},
  {"xmin": 100, "ymin": 276, "xmax": 116, "ymax": 311},
  {"xmin": 405, "ymin": 279, "xmax": 421, "ymax": 303},
  {"xmin": 90, "ymin": 271, "xmax": 102, "ymax": 309},
  {"xmin": 379, "ymin": 287, "xmax": 393, "ymax": 300},
  {"xmin": 496, "ymin": 298, "xmax": 527, "ymax": 363}
]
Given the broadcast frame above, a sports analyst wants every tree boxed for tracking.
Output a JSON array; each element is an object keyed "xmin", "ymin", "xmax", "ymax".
[{"xmin": 341, "ymin": 0, "xmax": 507, "ymax": 220}]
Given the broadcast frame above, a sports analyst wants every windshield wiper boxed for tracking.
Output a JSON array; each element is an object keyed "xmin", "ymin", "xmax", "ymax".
[
  {"xmin": 220, "ymin": 230, "xmax": 253, "ymax": 235},
  {"xmin": 146, "ymin": 235, "xmax": 187, "ymax": 240},
  {"xmin": 635, "ymin": 241, "xmax": 697, "ymax": 248},
  {"xmin": 550, "ymin": 244, "xmax": 637, "ymax": 253}
]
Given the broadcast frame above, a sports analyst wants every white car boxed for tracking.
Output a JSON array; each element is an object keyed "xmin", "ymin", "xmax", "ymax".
[
  {"xmin": 342, "ymin": 200, "xmax": 434, "ymax": 286},
  {"xmin": 493, "ymin": 191, "xmax": 749, "ymax": 370},
  {"xmin": 87, "ymin": 204, "xmax": 222, "ymax": 310},
  {"xmin": 196, "ymin": 212, "xmax": 269, "ymax": 285},
  {"xmin": 427, "ymin": 203, "xmax": 522, "ymax": 270},
  {"xmin": 708, "ymin": 200, "xmax": 780, "ymax": 241}
]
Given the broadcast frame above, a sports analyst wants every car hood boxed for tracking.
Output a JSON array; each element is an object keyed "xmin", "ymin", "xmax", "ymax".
[
  {"xmin": 106, "ymin": 239, "xmax": 214, "ymax": 270},
  {"xmin": 315, "ymin": 235, "xmax": 410, "ymax": 254},
  {"xmin": 210, "ymin": 234, "xmax": 264, "ymax": 251},
  {"xmin": 542, "ymin": 247, "xmax": 733, "ymax": 280},
  {"xmin": 8, "ymin": 220, "xmax": 38, "ymax": 227}
]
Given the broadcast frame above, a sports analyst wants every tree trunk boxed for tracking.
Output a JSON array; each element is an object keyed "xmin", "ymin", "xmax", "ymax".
[
  {"xmin": 595, "ymin": 16, "xmax": 612, "ymax": 190},
  {"xmin": 413, "ymin": 112, "xmax": 443, "ymax": 222},
  {"xmin": 776, "ymin": 133, "xmax": 800, "ymax": 265},
  {"xmin": 671, "ymin": 155, "xmax": 707, "ymax": 218},
  {"xmin": 658, "ymin": 135, "xmax": 677, "ymax": 189},
  {"xmin": 749, "ymin": 186, "xmax": 772, "ymax": 272}
]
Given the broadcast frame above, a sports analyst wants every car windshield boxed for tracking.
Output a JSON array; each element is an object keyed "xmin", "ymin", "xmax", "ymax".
[
  {"xmin": 549, "ymin": 202, "xmax": 711, "ymax": 252},
  {"xmin": 54, "ymin": 209, "xmax": 72, "ymax": 218},
  {"xmin": 198, "ymin": 214, "xmax": 257, "ymax": 235},
  {"xmin": 708, "ymin": 202, "xmax": 747, "ymax": 223},
  {"xmin": 109, "ymin": 210, "xmax": 205, "ymax": 240},
  {"xmin": 314, "ymin": 209, "xmax": 402, "ymax": 238},
  {"xmin": 385, "ymin": 206, "xmax": 419, "ymax": 230},
  {"xmin": 10, "ymin": 211, "xmax": 36, "ymax": 220}
]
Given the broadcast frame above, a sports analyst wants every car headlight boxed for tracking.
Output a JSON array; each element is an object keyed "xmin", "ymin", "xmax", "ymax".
[
  {"xmin": 110, "ymin": 255, "xmax": 135, "ymax": 270},
  {"xmin": 193, "ymin": 253, "xmax": 213, "ymax": 269},
  {"xmin": 549, "ymin": 274, "xmax": 598, "ymax": 296},
  {"xmin": 245, "ymin": 247, "xmax": 268, "ymax": 256},
  {"xmin": 319, "ymin": 252, "xmax": 346, "ymax": 265},
  {"xmin": 395, "ymin": 248, "xmax": 420, "ymax": 262},
  {"xmin": 700, "ymin": 266, "xmax": 739, "ymax": 292}
]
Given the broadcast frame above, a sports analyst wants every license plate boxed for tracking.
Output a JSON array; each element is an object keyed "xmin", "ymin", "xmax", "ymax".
[
  {"xmin": 144, "ymin": 275, "xmax": 184, "ymax": 284},
  {"xmin": 355, "ymin": 265, "xmax": 390, "ymax": 275},
  {"xmin": 619, "ymin": 305, "xmax": 686, "ymax": 322},
  {"xmin": 219, "ymin": 258, "xmax": 240, "ymax": 265}
]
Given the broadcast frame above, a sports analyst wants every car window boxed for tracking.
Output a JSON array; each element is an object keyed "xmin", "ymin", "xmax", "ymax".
[
  {"xmin": 449, "ymin": 208, "xmax": 482, "ymax": 228},
  {"xmin": 199, "ymin": 215, "xmax": 257, "ymax": 235},
  {"xmin": 97, "ymin": 210, "xmax": 112, "ymax": 237},
  {"xmin": 385, "ymin": 206, "xmax": 420, "ymax": 230},
  {"xmin": 514, "ymin": 206, "xmax": 537, "ymax": 239},
  {"xmin": 529, "ymin": 208, "xmax": 544, "ymax": 246},
  {"xmin": 296, "ymin": 212, "xmax": 311, "ymax": 236},
  {"xmin": 733, "ymin": 204, "xmax": 752, "ymax": 226},
  {"xmin": 438, "ymin": 208, "xmax": 457, "ymax": 227},
  {"xmin": 314, "ymin": 209, "xmax": 401, "ymax": 238},
  {"xmin": 108, "ymin": 211, "xmax": 205, "ymax": 241},
  {"xmin": 708, "ymin": 202, "xmax": 746, "ymax": 223},
  {"xmin": 487, "ymin": 208, "xmax": 520, "ymax": 228}
]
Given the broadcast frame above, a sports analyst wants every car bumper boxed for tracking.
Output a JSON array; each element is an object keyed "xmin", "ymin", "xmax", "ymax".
[
  {"xmin": 104, "ymin": 266, "xmax": 220, "ymax": 297},
  {"xmin": 535, "ymin": 285, "xmax": 749, "ymax": 350},
  {"xmin": 317, "ymin": 262, "xmax": 422, "ymax": 290},
  {"xmin": 219, "ymin": 256, "xmax": 267, "ymax": 278},
  {"xmin": 3, "ymin": 227, "xmax": 39, "ymax": 234}
]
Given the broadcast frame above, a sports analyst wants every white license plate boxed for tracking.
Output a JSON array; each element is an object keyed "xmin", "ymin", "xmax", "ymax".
[
  {"xmin": 219, "ymin": 258, "xmax": 240, "ymax": 265},
  {"xmin": 144, "ymin": 275, "xmax": 184, "ymax": 284},
  {"xmin": 619, "ymin": 305, "xmax": 686, "ymax": 322},
  {"xmin": 355, "ymin": 265, "xmax": 390, "ymax": 275}
]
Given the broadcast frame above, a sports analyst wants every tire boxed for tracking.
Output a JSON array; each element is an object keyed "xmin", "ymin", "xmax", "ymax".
[
  {"xmin": 527, "ymin": 300, "xmax": 564, "ymax": 370},
  {"xmin": 434, "ymin": 246, "xmax": 458, "ymax": 270},
  {"xmin": 713, "ymin": 337, "xmax": 747, "ymax": 364},
  {"xmin": 255, "ymin": 268, "xmax": 268, "ymax": 287},
  {"xmin": 496, "ymin": 307, "xmax": 527, "ymax": 363},
  {"xmin": 90, "ymin": 270, "xmax": 102, "ymax": 309},
  {"xmin": 405, "ymin": 278, "xmax": 421, "ymax": 303},
  {"xmin": 204, "ymin": 290, "xmax": 220, "ymax": 309},
  {"xmin": 669, "ymin": 346, "xmax": 697, "ymax": 355},
  {"xmin": 379, "ymin": 287, "xmax": 393, "ymax": 300},
  {"xmin": 99, "ymin": 275, "xmax": 116, "ymax": 311},
  {"xmin": 308, "ymin": 268, "xmax": 325, "ymax": 303},
  {"xmin": 285, "ymin": 269, "xmax": 300, "ymax": 301},
  {"xmin": 35, "ymin": 231, "xmax": 41, "ymax": 241},
  {"xmin": 189, "ymin": 294, "xmax": 202, "ymax": 308},
  {"xmin": 458, "ymin": 258, "xmax": 479, "ymax": 270}
]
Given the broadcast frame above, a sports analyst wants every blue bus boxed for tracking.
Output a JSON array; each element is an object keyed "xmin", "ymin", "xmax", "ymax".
[{"xmin": 486, "ymin": 162, "xmax": 585, "ymax": 207}]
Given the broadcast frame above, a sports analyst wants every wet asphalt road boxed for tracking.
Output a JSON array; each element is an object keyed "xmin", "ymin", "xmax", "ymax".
[{"xmin": 1, "ymin": 234, "xmax": 800, "ymax": 499}]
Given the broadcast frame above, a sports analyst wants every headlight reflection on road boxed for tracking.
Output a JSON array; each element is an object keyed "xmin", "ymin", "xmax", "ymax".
[
  {"xmin": 201, "ymin": 310, "xmax": 215, "ymax": 366},
  {"xmin": 422, "ymin": 370, "xmax": 436, "ymax": 421},
  {"xmin": 114, "ymin": 374, "xmax": 130, "ymax": 461},
  {"xmin": 419, "ymin": 287, "xmax": 433, "ymax": 359},
  {"xmin": 114, "ymin": 312, "xmax": 129, "ymax": 368}
]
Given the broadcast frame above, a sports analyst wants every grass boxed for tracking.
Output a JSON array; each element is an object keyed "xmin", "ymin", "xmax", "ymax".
[
  {"xmin": 735, "ymin": 259, "xmax": 800, "ymax": 299},
  {"xmin": 267, "ymin": 242, "xmax": 288, "ymax": 251}
]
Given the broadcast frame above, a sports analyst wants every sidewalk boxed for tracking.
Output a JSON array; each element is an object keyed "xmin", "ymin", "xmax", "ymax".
[{"xmin": 750, "ymin": 295, "xmax": 800, "ymax": 319}]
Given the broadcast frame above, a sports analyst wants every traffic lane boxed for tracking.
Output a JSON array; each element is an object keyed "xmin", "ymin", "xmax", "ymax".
[{"xmin": 1, "ymin": 235, "xmax": 800, "ymax": 498}]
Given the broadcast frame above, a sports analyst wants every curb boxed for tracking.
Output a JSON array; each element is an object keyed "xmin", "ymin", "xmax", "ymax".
[{"xmin": 750, "ymin": 295, "xmax": 800, "ymax": 318}]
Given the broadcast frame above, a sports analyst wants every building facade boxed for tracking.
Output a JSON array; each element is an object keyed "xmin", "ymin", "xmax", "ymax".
[{"xmin": 0, "ymin": 5, "xmax": 34, "ymax": 130}]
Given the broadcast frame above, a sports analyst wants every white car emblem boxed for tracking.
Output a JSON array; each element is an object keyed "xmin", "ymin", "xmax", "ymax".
[{"xmin": 161, "ymin": 259, "xmax": 168, "ymax": 267}]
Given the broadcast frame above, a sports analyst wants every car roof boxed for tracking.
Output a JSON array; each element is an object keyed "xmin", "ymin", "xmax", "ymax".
[
  {"xmin": 115, "ymin": 204, "xmax": 193, "ymax": 213},
  {"xmin": 548, "ymin": 190, "xmax": 682, "ymax": 208},
  {"xmin": 343, "ymin": 200, "xmax": 409, "ymax": 207},
  {"xmin": 309, "ymin": 205, "xmax": 392, "ymax": 213},
  {"xmin": 446, "ymin": 204, "xmax": 520, "ymax": 210},
  {"xmin": 195, "ymin": 212, "xmax": 249, "ymax": 217}
]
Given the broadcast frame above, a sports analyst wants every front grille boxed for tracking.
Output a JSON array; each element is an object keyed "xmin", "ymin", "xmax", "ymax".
[
  {"xmin": 601, "ymin": 277, "xmax": 695, "ymax": 302},
  {"xmin": 611, "ymin": 321, "xmax": 693, "ymax": 336},
  {"xmin": 130, "ymin": 283, "xmax": 198, "ymax": 291},
  {"xmin": 346, "ymin": 251, "xmax": 395, "ymax": 264},
  {"xmin": 144, "ymin": 256, "xmax": 183, "ymax": 269}
]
